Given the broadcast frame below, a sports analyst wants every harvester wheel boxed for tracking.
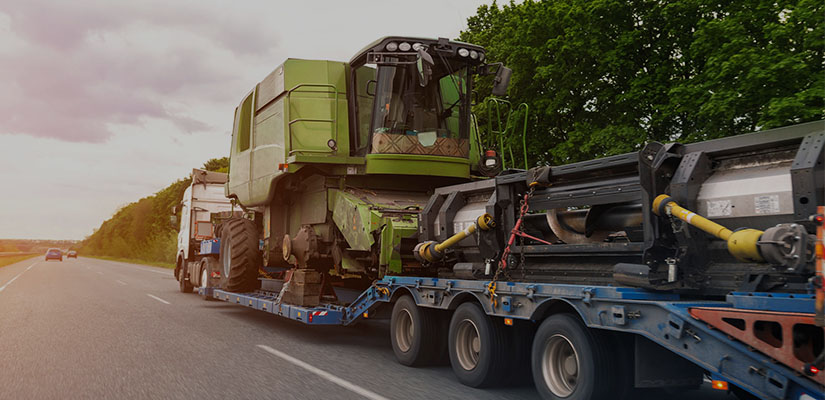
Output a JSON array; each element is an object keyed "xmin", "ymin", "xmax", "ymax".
[
  {"xmin": 390, "ymin": 295, "xmax": 445, "ymax": 366},
  {"xmin": 219, "ymin": 218, "xmax": 261, "ymax": 292},
  {"xmin": 531, "ymin": 314, "xmax": 615, "ymax": 400},
  {"xmin": 448, "ymin": 302, "xmax": 509, "ymax": 387},
  {"xmin": 178, "ymin": 265, "xmax": 193, "ymax": 293}
]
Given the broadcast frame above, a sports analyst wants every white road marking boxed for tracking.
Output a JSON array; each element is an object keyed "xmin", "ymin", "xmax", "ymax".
[
  {"xmin": 146, "ymin": 294, "xmax": 170, "ymax": 304},
  {"xmin": 0, "ymin": 262, "xmax": 37, "ymax": 293},
  {"xmin": 257, "ymin": 344, "xmax": 390, "ymax": 400},
  {"xmin": 116, "ymin": 280, "xmax": 127, "ymax": 286}
]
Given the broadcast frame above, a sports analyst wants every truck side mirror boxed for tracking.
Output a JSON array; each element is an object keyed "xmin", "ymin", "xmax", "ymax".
[{"xmin": 491, "ymin": 66, "xmax": 512, "ymax": 96}]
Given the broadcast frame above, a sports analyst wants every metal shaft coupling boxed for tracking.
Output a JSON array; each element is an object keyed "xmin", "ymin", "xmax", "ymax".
[
  {"xmin": 414, "ymin": 214, "xmax": 494, "ymax": 263},
  {"xmin": 653, "ymin": 195, "xmax": 814, "ymax": 270}
]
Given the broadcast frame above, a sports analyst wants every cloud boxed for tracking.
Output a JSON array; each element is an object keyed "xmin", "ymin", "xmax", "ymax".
[
  {"xmin": 0, "ymin": 0, "xmax": 279, "ymax": 142},
  {"xmin": 0, "ymin": 0, "xmax": 493, "ymax": 239}
]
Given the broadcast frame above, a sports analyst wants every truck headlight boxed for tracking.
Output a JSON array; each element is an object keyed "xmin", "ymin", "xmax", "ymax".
[
  {"xmin": 470, "ymin": 50, "xmax": 478, "ymax": 60},
  {"xmin": 458, "ymin": 48, "xmax": 469, "ymax": 57},
  {"xmin": 399, "ymin": 42, "xmax": 411, "ymax": 51},
  {"xmin": 385, "ymin": 42, "xmax": 398, "ymax": 51}
]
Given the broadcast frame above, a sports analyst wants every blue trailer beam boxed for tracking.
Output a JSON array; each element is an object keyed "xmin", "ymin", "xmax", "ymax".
[{"xmin": 201, "ymin": 277, "xmax": 823, "ymax": 400}]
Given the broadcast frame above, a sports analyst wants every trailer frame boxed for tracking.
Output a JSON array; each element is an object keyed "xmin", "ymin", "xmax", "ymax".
[{"xmin": 201, "ymin": 275, "xmax": 823, "ymax": 400}]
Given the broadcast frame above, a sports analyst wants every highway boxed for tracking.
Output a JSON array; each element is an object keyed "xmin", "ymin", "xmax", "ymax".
[{"xmin": 0, "ymin": 257, "xmax": 734, "ymax": 400}]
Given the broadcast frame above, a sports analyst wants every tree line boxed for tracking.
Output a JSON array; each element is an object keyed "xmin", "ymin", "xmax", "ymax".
[
  {"xmin": 462, "ymin": 0, "xmax": 823, "ymax": 166},
  {"xmin": 79, "ymin": 158, "xmax": 228, "ymax": 265}
]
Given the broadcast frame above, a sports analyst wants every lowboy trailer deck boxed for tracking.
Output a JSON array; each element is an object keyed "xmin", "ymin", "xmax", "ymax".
[{"xmin": 202, "ymin": 270, "xmax": 824, "ymax": 400}]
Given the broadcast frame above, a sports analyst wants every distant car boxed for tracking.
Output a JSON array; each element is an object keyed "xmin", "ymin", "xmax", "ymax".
[
  {"xmin": 67, "ymin": 250, "xmax": 77, "ymax": 258},
  {"xmin": 45, "ymin": 248, "xmax": 63, "ymax": 261}
]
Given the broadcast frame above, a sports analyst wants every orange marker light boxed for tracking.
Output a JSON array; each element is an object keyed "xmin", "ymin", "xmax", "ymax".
[
  {"xmin": 362, "ymin": 312, "xmax": 369, "ymax": 319},
  {"xmin": 711, "ymin": 380, "xmax": 729, "ymax": 391},
  {"xmin": 504, "ymin": 318, "xmax": 513, "ymax": 326},
  {"xmin": 278, "ymin": 163, "xmax": 288, "ymax": 171}
]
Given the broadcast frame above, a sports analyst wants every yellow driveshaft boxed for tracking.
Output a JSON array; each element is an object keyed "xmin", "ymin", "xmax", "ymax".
[
  {"xmin": 415, "ymin": 214, "xmax": 494, "ymax": 263},
  {"xmin": 653, "ymin": 195, "xmax": 764, "ymax": 263}
]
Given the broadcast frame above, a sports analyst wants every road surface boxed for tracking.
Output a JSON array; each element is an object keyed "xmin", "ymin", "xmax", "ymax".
[{"xmin": 0, "ymin": 257, "xmax": 736, "ymax": 399}]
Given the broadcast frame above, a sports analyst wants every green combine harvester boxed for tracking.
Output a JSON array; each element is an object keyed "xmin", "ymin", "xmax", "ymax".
[{"xmin": 220, "ymin": 37, "xmax": 511, "ymax": 291}]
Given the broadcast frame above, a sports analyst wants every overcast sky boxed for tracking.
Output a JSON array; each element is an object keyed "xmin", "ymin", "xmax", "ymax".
[{"xmin": 0, "ymin": 0, "xmax": 493, "ymax": 240}]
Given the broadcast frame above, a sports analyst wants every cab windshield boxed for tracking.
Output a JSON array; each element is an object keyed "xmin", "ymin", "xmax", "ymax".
[
  {"xmin": 372, "ymin": 64, "xmax": 464, "ymax": 137},
  {"xmin": 360, "ymin": 59, "xmax": 469, "ymax": 158}
]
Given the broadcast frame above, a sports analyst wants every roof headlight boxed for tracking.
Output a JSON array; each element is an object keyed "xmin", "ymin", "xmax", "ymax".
[
  {"xmin": 469, "ymin": 50, "xmax": 478, "ymax": 60},
  {"xmin": 412, "ymin": 43, "xmax": 423, "ymax": 51},
  {"xmin": 385, "ymin": 42, "xmax": 398, "ymax": 51},
  {"xmin": 479, "ymin": 52, "xmax": 485, "ymax": 61},
  {"xmin": 458, "ymin": 48, "xmax": 470, "ymax": 57},
  {"xmin": 399, "ymin": 42, "xmax": 411, "ymax": 51}
]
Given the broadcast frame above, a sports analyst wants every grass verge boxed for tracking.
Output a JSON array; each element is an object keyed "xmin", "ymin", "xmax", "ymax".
[
  {"xmin": 0, "ymin": 254, "xmax": 39, "ymax": 268},
  {"xmin": 83, "ymin": 255, "xmax": 175, "ymax": 269}
]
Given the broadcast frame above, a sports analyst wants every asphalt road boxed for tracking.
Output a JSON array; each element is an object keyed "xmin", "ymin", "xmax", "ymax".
[{"xmin": 0, "ymin": 257, "xmax": 736, "ymax": 399}]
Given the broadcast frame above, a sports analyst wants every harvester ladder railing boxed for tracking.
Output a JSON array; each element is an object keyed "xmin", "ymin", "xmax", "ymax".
[
  {"xmin": 484, "ymin": 98, "xmax": 530, "ymax": 170},
  {"xmin": 286, "ymin": 83, "xmax": 339, "ymax": 156}
]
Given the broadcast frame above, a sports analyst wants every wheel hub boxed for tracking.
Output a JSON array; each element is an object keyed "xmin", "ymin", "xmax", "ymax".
[
  {"xmin": 395, "ymin": 309, "xmax": 414, "ymax": 353},
  {"xmin": 542, "ymin": 334, "xmax": 580, "ymax": 397},
  {"xmin": 455, "ymin": 319, "xmax": 481, "ymax": 371}
]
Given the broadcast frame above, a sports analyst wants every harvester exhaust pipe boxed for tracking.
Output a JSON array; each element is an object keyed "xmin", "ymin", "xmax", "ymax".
[
  {"xmin": 414, "ymin": 214, "xmax": 494, "ymax": 263},
  {"xmin": 653, "ymin": 195, "xmax": 813, "ymax": 270}
]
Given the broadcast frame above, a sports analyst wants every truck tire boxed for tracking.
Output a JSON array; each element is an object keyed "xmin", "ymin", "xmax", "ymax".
[
  {"xmin": 531, "ymin": 314, "xmax": 615, "ymax": 400},
  {"xmin": 219, "ymin": 218, "xmax": 261, "ymax": 292},
  {"xmin": 390, "ymin": 295, "xmax": 445, "ymax": 367},
  {"xmin": 448, "ymin": 302, "xmax": 509, "ymax": 388},
  {"xmin": 178, "ymin": 265, "xmax": 193, "ymax": 293},
  {"xmin": 200, "ymin": 257, "xmax": 218, "ymax": 301}
]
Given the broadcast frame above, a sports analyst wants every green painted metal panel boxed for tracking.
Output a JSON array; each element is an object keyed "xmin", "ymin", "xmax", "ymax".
[
  {"xmin": 365, "ymin": 154, "xmax": 470, "ymax": 178},
  {"xmin": 329, "ymin": 188, "xmax": 426, "ymax": 274},
  {"xmin": 330, "ymin": 189, "xmax": 377, "ymax": 251},
  {"xmin": 229, "ymin": 59, "xmax": 352, "ymax": 207}
]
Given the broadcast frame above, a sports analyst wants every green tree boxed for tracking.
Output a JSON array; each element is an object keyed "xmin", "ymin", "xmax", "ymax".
[
  {"xmin": 461, "ymin": 0, "xmax": 824, "ymax": 165},
  {"xmin": 203, "ymin": 157, "xmax": 229, "ymax": 173}
]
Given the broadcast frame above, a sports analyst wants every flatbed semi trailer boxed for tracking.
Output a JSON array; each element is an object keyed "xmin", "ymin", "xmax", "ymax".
[{"xmin": 201, "ymin": 276, "xmax": 823, "ymax": 400}]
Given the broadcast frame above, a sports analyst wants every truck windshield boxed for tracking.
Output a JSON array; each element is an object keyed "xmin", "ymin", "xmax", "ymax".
[{"xmin": 369, "ymin": 61, "xmax": 469, "ymax": 158}]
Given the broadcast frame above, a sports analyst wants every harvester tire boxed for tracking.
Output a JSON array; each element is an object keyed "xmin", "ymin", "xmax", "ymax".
[
  {"xmin": 219, "ymin": 218, "xmax": 261, "ymax": 293},
  {"xmin": 390, "ymin": 295, "xmax": 445, "ymax": 367},
  {"xmin": 448, "ymin": 302, "xmax": 509, "ymax": 388}
]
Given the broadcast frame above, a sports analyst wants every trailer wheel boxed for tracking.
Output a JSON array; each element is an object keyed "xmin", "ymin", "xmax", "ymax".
[
  {"xmin": 199, "ymin": 258, "xmax": 214, "ymax": 301},
  {"xmin": 390, "ymin": 296, "xmax": 445, "ymax": 366},
  {"xmin": 219, "ymin": 219, "xmax": 261, "ymax": 292},
  {"xmin": 178, "ymin": 266, "xmax": 193, "ymax": 293},
  {"xmin": 531, "ymin": 314, "xmax": 614, "ymax": 400},
  {"xmin": 448, "ymin": 302, "xmax": 509, "ymax": 388}
]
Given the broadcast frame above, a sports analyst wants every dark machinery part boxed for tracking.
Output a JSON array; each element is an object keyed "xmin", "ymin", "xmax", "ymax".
[{"xmin": 415, "ymin": 121, "xmax": 824, "ymax": 295}]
